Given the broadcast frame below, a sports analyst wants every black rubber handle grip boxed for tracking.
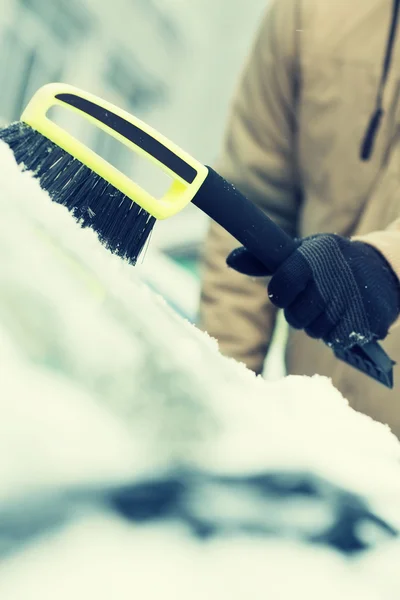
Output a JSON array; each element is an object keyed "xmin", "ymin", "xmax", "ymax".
[
  {"xmin": 193, "ymin": 167, "xmax": 299, "ymax": 270},
  {"xmin": 193, "ymin": 167, "xmax": 394, "ymax": 388}
]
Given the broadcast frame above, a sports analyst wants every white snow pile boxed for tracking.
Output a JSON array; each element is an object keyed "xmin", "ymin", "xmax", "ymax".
[{"xmin": 0, "ymin": 138, "xmax": 400, "ymax": 599}]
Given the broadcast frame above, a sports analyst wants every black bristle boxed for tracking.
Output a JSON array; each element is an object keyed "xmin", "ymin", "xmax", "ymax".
[{"xmin": 0, "ymin": 121, "xmax": 156, "ymax": 264}]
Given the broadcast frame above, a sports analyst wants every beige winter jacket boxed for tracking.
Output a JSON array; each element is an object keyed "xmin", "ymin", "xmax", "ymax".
[{"xmin": 199, "ymin": 0, "xmax": 400, "ymax": 436}]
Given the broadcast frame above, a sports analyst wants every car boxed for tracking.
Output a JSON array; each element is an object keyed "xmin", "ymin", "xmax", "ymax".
[{"xmin": 0, "ymin": 136, "xmax": 400, "ymax": 598}]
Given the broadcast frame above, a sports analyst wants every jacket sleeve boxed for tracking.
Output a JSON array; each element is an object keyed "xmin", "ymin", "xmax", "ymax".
[
  {"xmin": 355, "ymin": 219, "xmax": 400, "ymax": 330},
  {"xmin": 198, "ymin": 0, "xmax": 301, "ymax": 374}
]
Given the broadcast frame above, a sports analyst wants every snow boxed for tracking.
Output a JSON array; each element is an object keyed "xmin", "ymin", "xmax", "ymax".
[
  {"xmin": 135, "ymin": 247, "xmax": 200, "ymax": 321},
  {"xmin": 0, "ymin": 138, "xmax": 400, "ymax": 597}
]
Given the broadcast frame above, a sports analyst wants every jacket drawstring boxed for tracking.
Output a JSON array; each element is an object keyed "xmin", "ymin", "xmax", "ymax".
[{"xmin": 360, "ymin": 0, "xmax": 400, "ymax": 160}]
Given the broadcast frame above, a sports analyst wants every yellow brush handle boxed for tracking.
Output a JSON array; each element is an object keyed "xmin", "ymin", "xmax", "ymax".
[{"xmin": 21, "ymin": 83, "xmax": 208, "ymax": 219}]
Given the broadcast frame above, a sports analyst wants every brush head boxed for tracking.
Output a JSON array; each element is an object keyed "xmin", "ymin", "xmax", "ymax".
[{"xmin": 0, "ymin": 122, "xmax": 156, "ymax": 264}]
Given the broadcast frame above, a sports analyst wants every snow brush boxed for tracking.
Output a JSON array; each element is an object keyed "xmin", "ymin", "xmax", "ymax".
[{"xmin": 0, "ymin": 83, "xmax": 395, "ymax": 388}]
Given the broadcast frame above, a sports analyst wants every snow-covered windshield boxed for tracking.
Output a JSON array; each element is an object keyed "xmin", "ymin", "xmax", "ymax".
[{"xmin": 0, "ymin": 140, "xmax": 400, "ymax": 598}]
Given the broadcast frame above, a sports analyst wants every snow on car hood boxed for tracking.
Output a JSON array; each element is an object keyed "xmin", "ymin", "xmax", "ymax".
[{"xmin": 0, "ymin": 139, "xmax": 400, "ymax": 598}]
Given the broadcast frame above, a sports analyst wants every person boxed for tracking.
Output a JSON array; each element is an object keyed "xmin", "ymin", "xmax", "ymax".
[{"xmin": 199, "ymin": 0, "xmax": 400, "ymax": 437}]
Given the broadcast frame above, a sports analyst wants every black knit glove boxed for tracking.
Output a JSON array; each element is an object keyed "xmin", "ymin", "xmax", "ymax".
[{"xmin": 227, "ymin": 234, "xmax": 400, "ymax": 350}]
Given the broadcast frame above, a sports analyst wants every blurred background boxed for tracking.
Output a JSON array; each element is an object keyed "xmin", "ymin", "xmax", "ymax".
[{"xmin": 0, "ymin": 0, "xmax": 267, "ymax": 321}]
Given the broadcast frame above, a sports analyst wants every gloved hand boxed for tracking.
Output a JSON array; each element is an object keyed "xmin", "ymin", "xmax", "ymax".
[{"xmin": 227, "ymin": 234, "xmax": 400, "ymax": 350}]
